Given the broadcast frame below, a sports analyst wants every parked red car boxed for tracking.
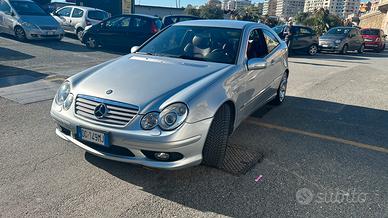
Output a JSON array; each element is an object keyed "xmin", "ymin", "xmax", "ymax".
[{"xmin": 361, "ymin": 28, "xmax": 386, "ymax": 52}]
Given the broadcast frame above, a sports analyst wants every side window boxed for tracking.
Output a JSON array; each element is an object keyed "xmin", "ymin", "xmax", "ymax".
[
  {"xmin": 0, "ymin": 0, "xmax": 11, "ymax": 13},
  {"xmin": 300, "ymin": 27, "xmax": 313, "ymax": 35},
  {"xmin": 57, "ymin": 7, "xmax": 72, "ymax": 17},
  {"xmin": 130, "ymin": 17, "xmax": 151, "ymax": 32},
  {"xmin": 246, "ymin": 29, "xmax": 269, "ymax": 59},
  {"xmin": 263, "ymin": 30, "xmax": 280, "ymax": 54},
  {"xmin": 71, "ymin": 8, "xmax": 84, "ymax": 18},
  {"xmin": 105, "ymin": 16, "xmax": 131, "ymax": 29}
]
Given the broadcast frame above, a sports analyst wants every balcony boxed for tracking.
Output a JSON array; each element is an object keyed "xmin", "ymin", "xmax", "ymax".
[{"xmin": 378, "ymin": 0, "xmax": 388, "ymax": 12}]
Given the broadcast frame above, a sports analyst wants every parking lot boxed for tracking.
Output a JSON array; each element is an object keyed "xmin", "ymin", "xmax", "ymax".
[{"xmin": 1, "ymin": 34, "xmax": 388, "ymax": 217}]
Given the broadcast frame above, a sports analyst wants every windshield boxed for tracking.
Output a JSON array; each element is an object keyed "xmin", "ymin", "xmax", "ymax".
[
  {"xmin": 88, "ymin": 11, "xmax": 109, "ymax": 21},
  {"xmin": 10, "ymin": 1, "xmax": 47, "ymax": 16},
  {"xmin": 272, "ymin": 26, "xmax": 284, "ymax": 35},
  {"xmin": 138, "ymin": 26, "xmax": 242, "ymax": 64},
  {"xmin": 326, "ymin": 28, "xmax": 351, "ymax": 36},
  {"xmin": 361, "ymin": 29, "xmax": 379, "ymax": 35}
]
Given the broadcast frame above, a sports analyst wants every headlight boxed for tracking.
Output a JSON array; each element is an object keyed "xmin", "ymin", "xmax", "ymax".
[
  {"xmin": 63, "ymin": 94, "xmax": 74, "ymax": 110},
  {"xmin": 335, "ymin": 40, "xmax": 342, "ymax": 44},
  {"xmin": 22, "ymin": 22, "xmax": 39, "ymax": 29},
  {"xmin": 55, "ymin": 81, "xmax": 71, "ymax": 106},
  {"xmin": 141, "ymin": 112, "xmax": 159, "ymax": 130},
  {"xmin": 141, "ymin": 103, "xmax": 188, "ymax": 131}
]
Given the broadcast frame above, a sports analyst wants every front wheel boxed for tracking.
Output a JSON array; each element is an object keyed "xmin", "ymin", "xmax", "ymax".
[
  {"xmin": 307, "ymin": 44, "xmax": 318, "ymax": 56},
  {"xmin": 271, "ymin": 72, "xmax": 288, "ymax": 105},
  {"xmin": 14, "ymin": 26, "xmax": 27, "ymax": 42},
  {"xmin": 76, "ymin": 28, "xmax": 84, "ymax": 41},
  {"xmin": 358, "ymin": 44, "xmax": 365, "ymax": 54},
  {"xmin": 202, "ymin": 104, "xmax": 231, "ymax": 168}
]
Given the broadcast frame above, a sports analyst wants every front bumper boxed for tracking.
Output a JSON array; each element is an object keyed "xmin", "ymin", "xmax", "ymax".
[
  {"xmin": 51, "ymin": 107, "xmax": 212, "ymax": 170},
  {"xmin": 25, "ymin": 28, "xmax": 64, "ymax": 40},
  {"xmin": 318, "ymin": 43, "xmax": 342, "ymax": 52}
]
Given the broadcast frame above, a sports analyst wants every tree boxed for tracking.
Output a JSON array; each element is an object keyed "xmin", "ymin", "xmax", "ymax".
[
  {"xmin": 185, "ymin": 4, "xmax": 224, "ymax": 19},
  {"xmin": 295, "ymin": 8, "xmax": 344, "ymax": 35},
  {"xmin": 198, "ymin": 4, "xmax": 224, "ymax": 19},
  {"xmin": 185, "ymin": 5, "xmax": 200, "ymax": 17}
]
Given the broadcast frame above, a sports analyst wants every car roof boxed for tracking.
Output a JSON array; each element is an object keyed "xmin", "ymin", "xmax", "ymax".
[
  {"xmin": 164, "ymin": 15, "xmax": 200, "ymax": 18},
  {"xmin": 8, "ymin": 0, "xmax": 34, "ymax": 2},
  {"xmin": 174, "ymin": 19, "xmax": 257, "ymax": 29},
  {"xmin": 66, "ymin": 6, "xmax": 106, "ymax": 11}
]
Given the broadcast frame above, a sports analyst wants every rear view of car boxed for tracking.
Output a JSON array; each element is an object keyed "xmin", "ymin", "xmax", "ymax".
[
  {"xmin": 361, "ymin": 28, "xmax": 386, "ymax": 52},
  {"xmin": 52, "ymin": 6, "xmax": 110, "ymax": 40},
  {"xmin": 0, "ymin": 0, "xmax": 64, "ymax": 41},
  {"xmin": 162, "ymin": 15, "xmax": 201, "ymax": 27},
  {"xmin": 82, "ymin": 14, "xmax": 162, "ymax": 50}
]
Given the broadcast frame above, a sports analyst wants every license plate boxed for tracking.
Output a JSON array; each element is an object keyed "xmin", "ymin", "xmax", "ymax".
[
  {"xmin": 77, "ymin": 127, "xmax": 109, "ymax": 147},
  {"xmin": 47, "ymin": 31, "xmax": 54, "ymax": 35},
  {"xmin": 322, "ymin": 44, "xmax": 329, "ymax": 47},
  {"xmin": 364, "ymin": 39, "xmax": 372, "ymax": 42}
]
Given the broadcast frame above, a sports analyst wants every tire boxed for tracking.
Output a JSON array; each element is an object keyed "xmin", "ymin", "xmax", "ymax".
[
  {"xmin": 358, "ymin": 44, "xmax": 365, "ymax": 54},
  {"xmin": 271, "ymin": 72, "xmax": 288, "ymax": 105},
  {"xmin": 307, "ymin": 44, "xmax": 318, "ymax": 56},
  {"xmin": 202, "ymin": 104, "xmax": 231, "ymax": 168},
  {"xmin": 76, "ymin": 28, "xmax": 84, "ymax": 41},
  {"xmin": 85, "ymin": 35, "xmax": 98, "ymax": 49},
  {"xmin": 341, "ymin": 44, "xmax": 348, "ymax": 55},
  {"xmin": 14, "ymin": 26, "xmax": 27, "ymax": 42}
]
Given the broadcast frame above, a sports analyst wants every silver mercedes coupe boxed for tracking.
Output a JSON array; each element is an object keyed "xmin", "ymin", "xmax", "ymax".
[{"xmin": 51, "ymin": 20, "xmax": 289, "ymax": 170}]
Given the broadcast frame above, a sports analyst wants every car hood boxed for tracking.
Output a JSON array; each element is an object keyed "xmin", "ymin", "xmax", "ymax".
[
  {"xmin": 74, "ymin": 54, "xmax": 230, "ymax": 111},
  {"xmin": 319, "ymin": 35, "xmax": 345, "ymax": 41},
  {"xmin": 19, "ymin": 15, "xmax": 59, "ymax": 27}
]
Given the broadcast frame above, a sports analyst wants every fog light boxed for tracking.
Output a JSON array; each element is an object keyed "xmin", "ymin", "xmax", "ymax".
[{"xmin": 154, "ymin": 152, "xmax": 169, "ymax": 161}]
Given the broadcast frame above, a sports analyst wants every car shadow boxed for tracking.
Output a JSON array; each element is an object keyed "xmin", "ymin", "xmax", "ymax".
[
  {"xmin": 0, "ymin": 65, "xmax": 47, "ymax": 88},
  {"xmin": 84, "ymin": 96, "xmax": 388, "ymax": 217},
  {"xmin": 0, "ymin": 47, "xmax": 35, "ymax": 61}
]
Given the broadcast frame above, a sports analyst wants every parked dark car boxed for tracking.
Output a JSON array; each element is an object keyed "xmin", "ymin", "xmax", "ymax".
[
  {"xmin": 361, "ymin": 28, "xmax": 386, "ymax": 52},
  {"xmin": 273, "ymin": 25, "xmax": 319, "ymax": 55},
  {"xmin": 162, "ymin": 15, "xmax": 201, "ymax": 27},
  {"xmin": 82, "ymin": 14, "xmax": 162, "ymax": 49},
  {"xmin": 319, "ymin": 27, "xmax": 365, "ymax": 54}
]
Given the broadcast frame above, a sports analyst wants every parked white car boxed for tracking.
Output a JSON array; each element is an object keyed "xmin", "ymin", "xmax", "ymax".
[{"xmin": 52, "ymin": 6, "xmax": 109, "ymax": 40}]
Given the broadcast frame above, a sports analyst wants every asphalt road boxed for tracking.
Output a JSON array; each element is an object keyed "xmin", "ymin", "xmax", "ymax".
[{"xmin": 1, "ymin": 35, "xmax": 387, "ymax": 217}]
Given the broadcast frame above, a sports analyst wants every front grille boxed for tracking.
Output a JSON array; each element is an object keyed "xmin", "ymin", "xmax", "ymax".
[
  {"xmin": 75, "ymin": 94, "xmax": 139, "ymax": 126},
  {"xmin": 39, "ymin": 26, "xmax": 57, "ymax": 30}
]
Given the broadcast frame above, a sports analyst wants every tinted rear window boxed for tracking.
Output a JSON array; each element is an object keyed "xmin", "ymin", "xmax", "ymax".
[
  {"xmin": 361, "ymin": 29, "xmax": 380, "ymax": 35},
  {"xmin": 88, "ymin": 11, "xmax": 108, "ymax": 20}
]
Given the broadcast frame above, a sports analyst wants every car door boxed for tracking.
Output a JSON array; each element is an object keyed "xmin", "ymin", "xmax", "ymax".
[
  {"xmin": 69, "ymin": 8, "xmax": 84, "ymax": 33},
  {"xmin": 355, "ymin": 29, "xmax": 364, "ymax": 49},
  {"xmin": 95, "ymin": 16, "xmax": 131, "ymax": 47},
  {"xmin": 262, "ymin": 29, "xmax": 284, "ymax": 94},
  {"xmin": 295, "ymin": 27, "xmax": 316, "ymax": 50},
  {"xmin": 0, "ymin": 0, "xmax": 13, "ymax": 34},
  {"xmin": 242, "ymin": 28, "xmax": 277, "ymax": 117},
  {"xmin": 54, "ymin": 7, "xmax": 73, "ymax": 32},
  {"xmin": 348, "ymin": 29, "xmax": 358, "ymax": 50}
]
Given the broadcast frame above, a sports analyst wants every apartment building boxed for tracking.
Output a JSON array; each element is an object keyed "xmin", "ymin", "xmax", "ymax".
[
  {"xmin": 276, "ymin": 0, "xmax": 306, "ymax": 18},
  {"xmin": 304, "ymin": 0, "xmax": 361, "ymax": 18},
  {"xmin": 263, "ymin": 0, "xmax": 277, "ymax": 15},
  {"xmin": 222, "ymin": 0, "xmax": 252, "ymax": 11}
]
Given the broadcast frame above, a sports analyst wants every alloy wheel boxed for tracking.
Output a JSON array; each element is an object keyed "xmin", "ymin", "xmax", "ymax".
[
  {"xmin": 309, "ymin": 45, "xmax": 318, "ymax": 56},
  {"xmin": 279, "ymin": 75, "xmax": 288, "ymax": 102}
]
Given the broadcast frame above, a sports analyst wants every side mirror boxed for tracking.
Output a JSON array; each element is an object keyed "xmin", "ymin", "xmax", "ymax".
[
  {"xmin": 247, "ymin": 58, "xmax": 267, "ymax": 71},
  {"xmin": 131, "ymin": 46, "xmax": 140, "ymax": 53}
]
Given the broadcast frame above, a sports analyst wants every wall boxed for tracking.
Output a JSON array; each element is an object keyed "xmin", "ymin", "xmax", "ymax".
[
  {"xmin": 134, "ymin": 5, "xmax": 186, "ymax": 18},
  {"xmin": 359, "ymin": 11, "xmax": 388, "ymax": 32}
]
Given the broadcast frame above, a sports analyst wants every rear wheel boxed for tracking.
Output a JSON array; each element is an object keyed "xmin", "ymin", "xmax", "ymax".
[
  {"xmin": 202, "ymin": 104, "xmax": 231, "ymax": 168},
  {"xmin": 307, "ymin": 44, "xmax": 318, "ymax": 56},
  {"xmin": 14, "ymin": 26, "xmax": 27, "ymax": 42},
  {"xmin": 341, "ymin": 44, "xmax": 348, "ymax": 54},
  {"xmin": 358, "ymin": 44, "xmax": 365, "ymax": 54},
  {"xmin": 271, "ymin": 72, "xmax": 288, "ymax": 105},
  {"xmin": 85, "ymin": 36, "xmax": 98, "ymax": 49}
]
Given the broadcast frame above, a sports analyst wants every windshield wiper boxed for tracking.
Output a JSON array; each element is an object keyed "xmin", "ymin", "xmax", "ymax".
[{"xmin": 135, "ymin": 51, "xmax": 154, "ymax": 56}]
